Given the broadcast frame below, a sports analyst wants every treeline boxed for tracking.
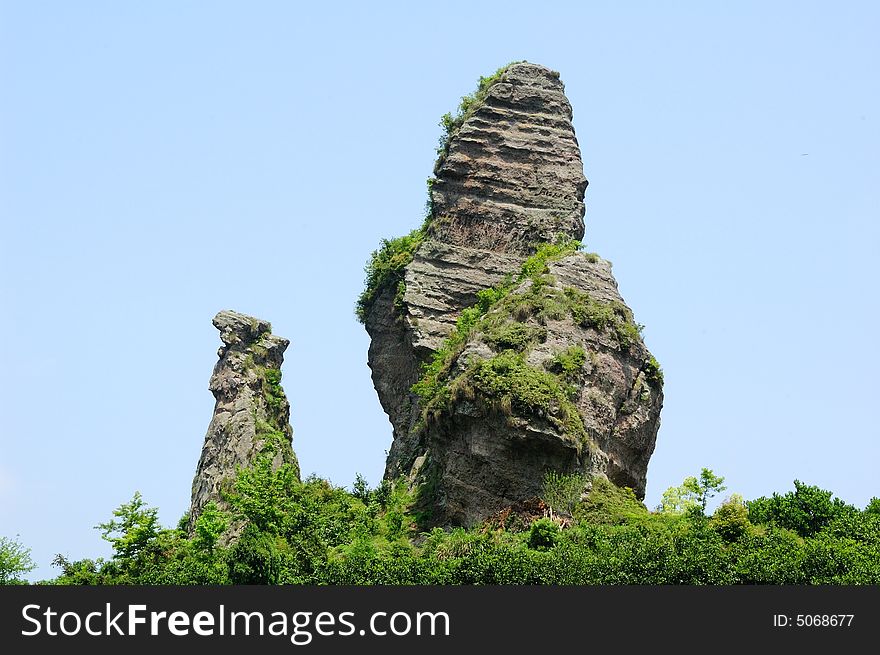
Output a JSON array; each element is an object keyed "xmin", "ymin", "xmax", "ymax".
[{"xmin": 4, "ymin": 460, "xmax": 880, "ymax": 585}]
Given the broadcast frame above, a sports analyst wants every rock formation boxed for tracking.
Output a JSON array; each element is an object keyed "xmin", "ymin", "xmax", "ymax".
[
  {"xmin": 361, "ymin": 62, "xmax": 663, "ymax": 526},
  {"xmin": 189, "ymin": 310, "xmax": 298, "ymax": 528}
]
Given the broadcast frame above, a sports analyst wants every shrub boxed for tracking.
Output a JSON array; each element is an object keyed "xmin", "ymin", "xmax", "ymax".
[
  {"xmin": 643, "ymin": 355, "xmax": 664, "ymax": 385},
  {"xmin": 528, "ymin": 518, "xmax": 561, "ymax": 551},
  {"xmin": 227, "ymin": 525, "xmax": 283, "ymax": 584},
  {"xmin": 96, "ymin": 492, "xmax": 160, "ymax": 562},
  {"xmin": 658, "ymin": 469, "xmax": 726, "ymax": 515},
  {"xmin": 356, "ymin": 228, "xmax": 426, "ymax": 323},
  {"xmin": 747, "ymin": 480, "xmax": 857, "ymax": 538},
  {"xmin": 541, "ymin": 471, "xmax": 589, "ymax": 518},
  {"xmin": 710, "ymin": 495, "xmax": 753, "ymax": 542},
  {"xmin": 192, "ymin": 502, "xmax": 229, "ymax": 555},
  {"xmin": 574, "ymin": 478, "xmax": 648, "ymax": 525}
]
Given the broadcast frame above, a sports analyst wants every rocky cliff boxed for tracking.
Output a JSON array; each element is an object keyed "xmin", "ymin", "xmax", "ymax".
[
  {"xmin": 361, "ymin": 62, "xmax": 663, "ymax": 526},
  {"xmin": 189, "ymin": 310, "xmax": 298, "ymax": 528}
]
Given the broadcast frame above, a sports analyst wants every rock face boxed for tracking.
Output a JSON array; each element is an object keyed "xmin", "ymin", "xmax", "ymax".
[
  {"xmin": 363, "ymin": 62, "xmax": 663, "ymax": 526},
  {"xmin": 189, "ymin": 310, "xmax": 298, "ymax": 528},
  {"xmin": 412, "ymin": 253, "xmax": 664, "ymax": 526},
  {"xmin": 413, "ymin": 63, "xmax": 588, "ymax": 352}
]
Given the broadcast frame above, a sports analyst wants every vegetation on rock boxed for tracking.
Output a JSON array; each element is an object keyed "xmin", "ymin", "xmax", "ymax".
[
  {"xmin": 409, "ymin": 237, "xmax": 644, "ymax": 451},
  {"xmin": 356, "ymin": 227, "xmax": 426, "ymax": 323},
  {"xmin": 356, "ymin": 62, "xmax": 523, "ymax": 324}
]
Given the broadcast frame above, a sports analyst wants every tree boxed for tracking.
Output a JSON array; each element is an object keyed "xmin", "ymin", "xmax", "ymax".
[
  {"xmin": 658, "ymin": 468, "xmax": 726, "ymax": 514},
  {"xmin": 696, "ymin": 469, "xmax": 727, "ymax": 512},
  {"xmin": 97, "ymin": 491, "xmax": 159, "ymax": 561},
  {"xmin": 192, "ymin": 502, "xmax": 229, "ymax": 555},
  {"xmin": 747, "ymin": 480, "xmax": 855, "ymax": 538},
  {"xmin": 0, "ymin": 536, "xmax": 35, "ymax": 584},
  {"xmin": 710, "ymin": 494, "xmax": 752, "ymax": 541}
]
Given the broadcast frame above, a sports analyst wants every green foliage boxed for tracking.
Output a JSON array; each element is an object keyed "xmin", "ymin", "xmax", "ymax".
[
  {"xmin": 51, "ymin": 555, "xmax": 103, "ymax": 585},
  {"xmin": 484, "ymin": 322, "xmax": 547, "ymax": 352},
  {"xmin": 262, "ymin": 366, "xmax": 286, "ymax": 414},
  {"xmin": 658, "ymin": 469, "xmax": 726, "ymax": 514},
  {"xmin": 527, "ymin": 518, "xmax": 561, "ymax": 550},
  {"xmin": 227, "ymin": 457, "xmax": 301, "ymax": 534},
  {"xmin": 574, "ymin": 478, "xmax": 649, "ymax": 525},
  {"xmin": 747, "ymin": 480, "xmax": 857, "ymax": 538},
  {"xmin": 520, "ymin": 239, "xmax": 581, "ymax": 278},
  {"xmin": 227, "ymin": 525, "xmax": 284, "ymax": 584},
  {"xmin": 97, "ymin": 492, "xmax": 160, "ymax": 562},
  {"xmin": 411, "ymin": 238, "xmax": 582, "ymax": 413},
  {"xmin": 643, "ymin": 355, "xmax": 664, "ymax": 385},
  {"xmin": 0, "ymin": 536, "xmax": 35, "ymax": 584},
  {"xmin": 467, "ymin": 352, "xmax": 588, "ymax": 442},
  {"xmin": 658, "ymin": 477, "xmax": 701, "ymax": 514},
  {"xmin": 351, "ymin": 473, "xmax": 371, "ymax": 503},
  {"xmin": 394, "ymin": 280, "xmax": 407, "ymax": 310},
  {"xmin": 264, "ymin": 367, "xmax": 282, "ymax": 386},
  {"xmin": 46, "ymin": 465, "xmax": 880, "ymax": 585},
  {"xmin": 866, "ymin": 497, "xmax": 880, "ymax": 515},
  {"xmin": 564, "ymin": 287, "xmax": 643, "ymax": 350},
  {"xmin": 541, "ymin": 471, "xmax": 589, "ymax": 518},
  {"xmin": 697, "ymin": 469, "xmax": 727, "ymax": 512},
  {"xmin": 192, "ymin": 502, "xmax": 229, "ymax": 555},
  {"xmin": 356, "ymin": 228, "xmax": 426, "ymax": 323},
  {"xmin": 545, "ymin": 346, "xmax": 587, "ymax": 379},
  {"xmin": 710, "ymin": 495, "xmax": 753, "ymax": 542}
]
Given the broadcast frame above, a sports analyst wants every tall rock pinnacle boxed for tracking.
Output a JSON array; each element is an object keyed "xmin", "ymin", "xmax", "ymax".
[
  {"xmin": 362, "ymin": 62, "xmax": 663, "ymax": 526},
  {"xmin": 189, "ymin": 310, "xmax": 299, "ymax": 527},
  {"xmin": 416, "ymin": 62, "xmax": 588, "ymax": 349}
]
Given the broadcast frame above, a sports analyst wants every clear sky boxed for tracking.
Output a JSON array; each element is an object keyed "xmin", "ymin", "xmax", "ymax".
[{"xmin": 1, "ymin": 1, "xmax": 878, "ymax": 581}]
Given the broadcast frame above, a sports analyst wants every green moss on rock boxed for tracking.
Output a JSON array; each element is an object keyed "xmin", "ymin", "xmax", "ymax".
[
  {"xmin": 463, "ymin": 352, "xmax": 587, "ymax": 444},
  {"xmin": 564, "ymin": 287, "xmax": 643, "ymax": 349},
  {"xmin": 484, "ymin": 322, "xmax": 547, "ymax": 352},
  {"xmin": 545, "ymin": 346, "xmax": 587, "ymax": 380}
]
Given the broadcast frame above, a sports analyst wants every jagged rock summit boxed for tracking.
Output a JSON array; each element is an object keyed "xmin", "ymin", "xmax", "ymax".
[
  {"xmin": 189, "ymin": 310, "xmax": 298, "ymax": 528},
  {"xmin": 362, "ymin": 62, "xmax": 663, "ymax": 526}
]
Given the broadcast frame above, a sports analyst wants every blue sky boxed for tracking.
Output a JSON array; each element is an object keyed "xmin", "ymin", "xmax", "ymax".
[{"xmin": 1, "ymin": 1, "xmax": 877, "ymax": 580}]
